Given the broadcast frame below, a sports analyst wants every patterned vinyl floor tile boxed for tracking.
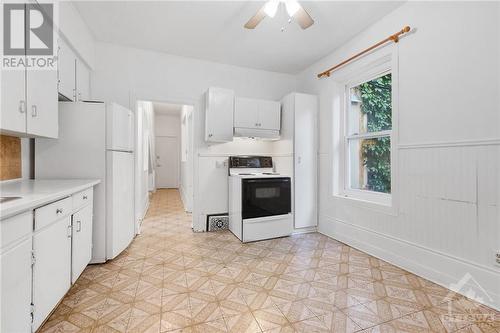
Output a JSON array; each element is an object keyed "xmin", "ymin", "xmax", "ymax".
[{"xmin": 38, "ymin": 189, "xmax": 499, "ymax": 333}]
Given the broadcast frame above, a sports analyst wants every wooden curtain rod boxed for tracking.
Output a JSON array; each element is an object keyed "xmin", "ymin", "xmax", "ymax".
[{"xmin": 317, "ymin": 26, "xmax": 411, "ymax": 79}]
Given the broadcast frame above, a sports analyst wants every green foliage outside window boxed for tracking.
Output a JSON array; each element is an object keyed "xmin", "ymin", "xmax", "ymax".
[{"xmin": 359, "ymin": 73, "xmax": 392, "ymax": 193}]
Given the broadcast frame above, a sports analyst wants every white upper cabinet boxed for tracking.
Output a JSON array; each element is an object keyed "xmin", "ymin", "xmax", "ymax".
[
  {"xmin": 57, "ymin": 38, "xmax": 76, "ymax": 101},
  {"xmin": 259, "ymin": 100, "xmax": 281, "ymax": 130},
  {"xmin": 0, "ymin": 4, "xmax": 58, "ymax": 138},
  {"xmin": 0, "ymin": 70, "xmax": 26, "ymax": 135},
  {"xmin": 234, "ymin": 97, "xmax": 281, "ymax": 139},
  {"xmin": 76, "ymin": 60, "xmax": 90, "ymax": 101},
  {"xmin": 205, "ymin": 87, "xmax": 234, "ymax": 142},
  {"xmin": 234, "ymin": 97, "xmax": 259, "ymax": 129},
  {"xmin": 57, "ymin": 38, "xmax": 91, "ymax": 102},
  {"xmin": 26, "ymin": 68, "xmax": 59, "ymax": 138}
]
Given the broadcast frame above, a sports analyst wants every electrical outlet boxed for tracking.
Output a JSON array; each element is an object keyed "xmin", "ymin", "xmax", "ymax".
[{"xmin": 496, "ymin": 251, "xmax": 500, "ymax": 266}]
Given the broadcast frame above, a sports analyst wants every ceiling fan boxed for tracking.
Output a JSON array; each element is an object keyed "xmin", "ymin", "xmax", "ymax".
[{"xmin": 244, "ymin": 0, "xmax": 314, "ymax": 30}]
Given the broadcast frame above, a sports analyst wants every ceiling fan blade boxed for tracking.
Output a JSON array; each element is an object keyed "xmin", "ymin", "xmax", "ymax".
[
  {"xmin": 293, "ymin": 5, "xmax": 314, "ymax": 29},
  {"xmin": 244, "ymin": 6, "xmax": 267, "ymax": 29}
]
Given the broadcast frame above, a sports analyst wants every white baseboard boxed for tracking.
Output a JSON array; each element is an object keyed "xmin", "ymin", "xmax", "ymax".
[
  {"xmin": 292, "ymin": 226, "xmax": 317, "ymax": 235},
  {"xmin": 318, "ymin": 214, "xmax": 500, "ymax": 311}
]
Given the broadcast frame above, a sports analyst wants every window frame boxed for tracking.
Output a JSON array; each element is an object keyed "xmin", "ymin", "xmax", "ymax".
[{"xmin": 336, "ymin": 51, "xmax": 398, "ymax": 211}]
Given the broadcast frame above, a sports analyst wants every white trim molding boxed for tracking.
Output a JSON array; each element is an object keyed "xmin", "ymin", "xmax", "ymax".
[
  {"xmin": 398, "ymin": 138, "xmax": 500, "ymax": 150},
  {"xmin": 318, "ymin": 213, "xmax": 500, "ymax": 311}
]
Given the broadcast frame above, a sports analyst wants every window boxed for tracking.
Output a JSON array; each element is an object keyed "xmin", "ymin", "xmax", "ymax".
[{"xmin": 339, "ymin": 59, "xmax": 396, "ymax": 207}]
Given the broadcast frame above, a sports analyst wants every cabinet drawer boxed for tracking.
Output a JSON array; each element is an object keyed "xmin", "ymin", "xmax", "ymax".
[
  {"xmin": 0, "ymin": 211, "xmax": 32, "ymax": 249},
  {"xmin": 35, "ymin": 197, "xmax": 72, "ymax": 230},
  {"xmin": 72, "ymin": 188, "xmax": 93, "ymax": 211}
]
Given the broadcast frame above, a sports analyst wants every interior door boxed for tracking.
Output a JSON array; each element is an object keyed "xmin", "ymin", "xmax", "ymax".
[
  {"xmin": 72, "ymin": 205, "xmax": 93, "ymax": 283},
  {"xmin": 155, "ymin": 136, "xmax": 179, "ymax": 188},
  {"xmin": 33, "ymin": 217, "xmax": 72, "ymax": 330}
]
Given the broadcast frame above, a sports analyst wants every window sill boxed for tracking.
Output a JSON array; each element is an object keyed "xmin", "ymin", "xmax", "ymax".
[{"xmin": 333, "ymin": 193, "xmax": 398, "ymax": 216}]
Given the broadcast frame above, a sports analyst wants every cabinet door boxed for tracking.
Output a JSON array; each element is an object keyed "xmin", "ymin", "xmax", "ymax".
[
  {"xmin": 72, "ymin": 204, "xmax": 93, "ymax": 283},
  {"xmin": 0, "ymin": 239, "xmax": 32, "ymax": 333},
  {"xmin": 1, "ymin": 68, "xmax": 26, "ymax": 134},
  {"xmin": 76, "ymin": 59, "xmax": 90, "ymax": 101},
  {"xmin": 57, "ymin": 38, "xmax": 76, "ymax": 101},
  {"xmin": 259, "ymin": 100, "xmax": 281, "ymax": 130},
  {"xmin": 33, "ymin": 217, "xmax": 72, "ymax": 330},
  {"xmin": 234, "ymin": 97, "xmax": 259, "ymax": 129},
  {"xmin": 205, "ymin": 87, "xmax": 234, "ymax": 142},
  {"xmin": 26, "ymin": 69, "xmax": 58, "ymax": 138}
]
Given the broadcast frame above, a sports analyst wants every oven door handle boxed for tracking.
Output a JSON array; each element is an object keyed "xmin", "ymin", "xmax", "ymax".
[{"xmin": 244, "ymin": 178, "xmax": 290, "ymax": 183}]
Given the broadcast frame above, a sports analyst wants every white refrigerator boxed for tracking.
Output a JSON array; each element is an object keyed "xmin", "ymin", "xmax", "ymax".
[{"xmin": 35, "ymin": 102, "xmax": 135, "ymax": 263}]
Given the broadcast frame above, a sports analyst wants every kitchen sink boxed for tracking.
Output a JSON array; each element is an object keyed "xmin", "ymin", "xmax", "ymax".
[{"xmin": 0, "ymin": 196, "xmax": 22, "ymax": 204}]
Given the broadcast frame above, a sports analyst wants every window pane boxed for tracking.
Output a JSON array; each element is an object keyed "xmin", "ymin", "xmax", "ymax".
[
  {"xmin": 348, "ymin": 73, "xmax": 392, "ymax": 135},
  {"xmin": 348, "ymin": 136, "xmax": 391, "ymax": 193}
]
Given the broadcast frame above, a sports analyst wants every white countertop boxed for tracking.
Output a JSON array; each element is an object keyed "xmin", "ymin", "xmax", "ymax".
[{"xmin": 0, "ymin": 179, "xmax": 101, "ymax": 219}]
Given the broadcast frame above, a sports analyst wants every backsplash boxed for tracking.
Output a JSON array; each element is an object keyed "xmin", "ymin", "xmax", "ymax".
[{"xmin": 0, "ymin": 135, "xmax": 22, "ymax": 180}]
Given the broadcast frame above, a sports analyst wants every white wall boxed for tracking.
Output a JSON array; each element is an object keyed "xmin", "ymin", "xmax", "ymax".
[
  {"xmin": 91, "ymin": 42, "xmax": 297, "ymax": 232},
  {"xmin": 298, "ymin": 2, "xmax": 500, "ymax": 310}
]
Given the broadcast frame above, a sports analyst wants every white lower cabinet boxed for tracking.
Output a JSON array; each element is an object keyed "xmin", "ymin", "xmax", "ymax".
[
  {"xmin": 0, "ymin": 238, "xmax": 33, "ymax": 333},
  {"xmin": 72, "ymin": 204, "xmax": 93, "ymax": 283},
  {"xmin": 32, "ymin": 216, "xmax": 72, "ymax": 330},
  {"xmin": 0, "ymin": 186, "xmax": 95, "ymax": 331}
]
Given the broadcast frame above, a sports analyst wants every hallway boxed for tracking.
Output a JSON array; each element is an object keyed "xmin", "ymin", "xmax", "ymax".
[{"xmin": 40, "ymin": 190, "xmax": 499, "ymax": 332}]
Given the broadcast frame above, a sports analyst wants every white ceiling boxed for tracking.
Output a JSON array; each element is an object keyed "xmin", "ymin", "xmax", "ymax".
[
  {"xmin": 73, "ymin": 1, "xmax": 403, "ymax": 74},
  {"xmin": 153, "ymin": 102, "xmax": 183, "ymax": 116}
]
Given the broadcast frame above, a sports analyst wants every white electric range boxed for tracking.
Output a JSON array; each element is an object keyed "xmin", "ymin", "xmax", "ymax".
[{"xmin": 228, "ymin": 156, "xmax": 293, "ymax": 242}]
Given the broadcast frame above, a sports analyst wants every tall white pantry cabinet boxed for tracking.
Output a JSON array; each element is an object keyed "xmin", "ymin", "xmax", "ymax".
[{"xmin": 281, "ymin": 93, "xmax": 318, "ymax": 229}]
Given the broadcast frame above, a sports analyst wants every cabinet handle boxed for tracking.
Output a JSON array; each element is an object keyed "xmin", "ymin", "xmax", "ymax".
[
  {"xmin": 56, "ymin": 208, "xmax": 63, "ymax": 214},
  {"xmin": 83, "ymin": 195, "xmax": 88, "ymax": 200},
  {"xmin": 76, "ymin": 220, "xmax": 82, "ymax": 232},
  {"xmin": 19, "ymin": 100, "xmax": 25, "ymax": 113},
  {"xmin": 73, "ymin": 88, "xmax": 76, "ymax": 100},
  {"xmin": 31, "ymin": 105, "xmax": 37, "ymax": 117},
  {"xmin": 67, "ymin": 225, "xmax": 72, "ymax": 238}
]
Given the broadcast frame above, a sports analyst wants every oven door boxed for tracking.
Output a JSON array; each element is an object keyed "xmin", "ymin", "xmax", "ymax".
[{"xmin": 242, "ymin": 177, "xmax": 291, "ymax": 220}]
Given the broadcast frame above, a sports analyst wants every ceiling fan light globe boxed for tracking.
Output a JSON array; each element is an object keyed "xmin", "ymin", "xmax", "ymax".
[
  {"xmin": 263, "ymin": 0, "xmax": 279, "ymax": 18},
  {"xmin": 285, "ymin": 0, "xmax": 300, "ymax": 17}
]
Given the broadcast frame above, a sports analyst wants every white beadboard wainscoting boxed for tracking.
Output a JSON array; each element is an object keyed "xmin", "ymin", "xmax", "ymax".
[
  {"xmin": 298, "ymin": 1, "xmax": 500, "ymax": 311},
  {"xmin": 318, "ymin": 140, "xmax": 500, "ymax": 310}
]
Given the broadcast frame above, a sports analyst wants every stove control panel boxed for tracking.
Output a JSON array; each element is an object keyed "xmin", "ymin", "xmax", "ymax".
[{"xmin": 229, "ymin": 156, "xmax": 273, "ymax": 169}]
